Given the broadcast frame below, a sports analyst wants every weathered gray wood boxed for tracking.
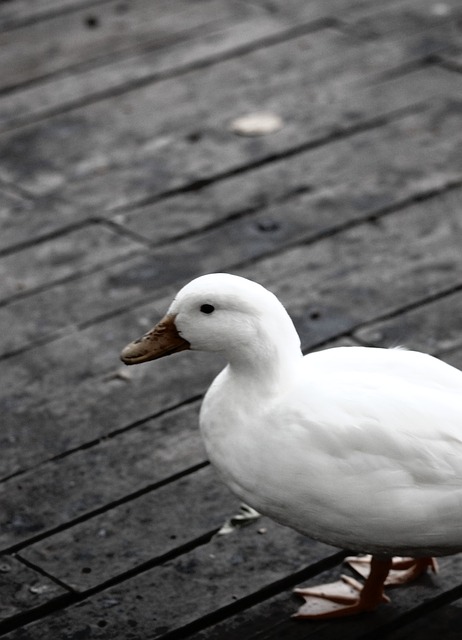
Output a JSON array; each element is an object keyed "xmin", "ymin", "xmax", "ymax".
[
  {"xmin": 7, "ymin": 0, "xmax": 388, "ymax": 92},
  {"xmin": 118, "ymin": 103, "xmax": 462, "ymax": 243},
  {"xmin": 0, "ymin": 316, "xmax": 217, "ymax": 481},
  {"xmin": 3, "ymin": 104, "xmax": 462, "ymax": 360},
  {"xmin": 0, "ymin": 191, "xmax": 80, "ymax": 255},
  {"xmin": 3, "ymin": 521, "xmax": 337, "ymax": 638},
  {"xmin": 1, "ymin": 26, "xmax": 460, "ymax": 215},
  {"xmin": 0, "ymin": 13, "xmax": 323, "ymax": 134},
  {"xmin": 2, "ymin": 188, "xmax": 462, "ymax": 480},
  {"xmin": 441, "ymin": 51, "xmax": 462, "ymax": 73},
  {"xmin": 392, "ymin": 595, "xmax": 462, "ymax": 640},
  {"xmin": 0, "ymin": 0, "xmax": 236, "ymax": 91},
  {"xmin": 192, "ymin": 557, "xmax": 462, "ymax": 640},
  {"xmin": 439, "ymin": 346, "xmax": 462, "ymax": 371},
  {"xmin": 355, "ymin": 288, "xmax": 462, "ymax": 355},
  {"xmin": 5, "ymin": 542, "xmax": 462, "ymax": 639},
  {"xmin": 0, "ymin": 222, "xmax": 142, "ymax": 303},
  {"xmin": 18, "ymin": 466, "xmax": 239, "ymax": 591},
  {"xmin": 0, "ymin": 0, "xmax": 112, "ymax": 31},
  {"xmin": 0, "ymin": 401, "xmax": 204, "ymax": 551},
  {"xmin": 340, "ymin": 0, "xmax": 462, "ymax": 37},
  {"xmin": 0, "ymin": 555, "xmax": 67, "ymax": 620},
  {"xmin": 1, "ymin": 0, "xmax": 452, "ymax": 133}
]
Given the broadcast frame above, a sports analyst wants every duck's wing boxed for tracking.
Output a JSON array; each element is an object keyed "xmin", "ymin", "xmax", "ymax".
[
  {"xmin": 297, "ymin": 346, "xmax": 462, "ymax": 467},
  {"xmin": 304, "ymin": 346, "xmax": 462, "ymax": 393},
  {"xmin": 266, "ymin": 347, "xmax": 462, "ymax": 553}
]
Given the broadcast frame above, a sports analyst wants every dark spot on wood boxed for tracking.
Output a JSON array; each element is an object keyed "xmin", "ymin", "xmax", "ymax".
[
  {"xmin": 85, "ymin": 15, "xmax": 100, "ymax": 29},
  {"xmin": 256, "ymin": 219, "xmax": 280, "ymax": 232},
  {"xmin": 310, "ymin": 310, "xmax": 321, "ymax": 320},
  {"xmin": 287, "ymin": 184, "xmax": 313, "ymax": 198},
  {"xmin": 187, "ymin": 131, "xmax": 202, "ymax": 143},
  {"xmin": 97, "ymin": 620, "xmax": 108, "ymax": 628},
  {"xmin": 81, "ymin": 567, "xmax": 92, "ymax": 574}
]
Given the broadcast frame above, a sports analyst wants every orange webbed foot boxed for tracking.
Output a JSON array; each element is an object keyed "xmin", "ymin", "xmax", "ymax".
[
  {"xmin": 346, "ymin": 554, "xmax": 438, "ymax": 587},
  {"xmin": 293, "ymin": 557, "xmax": 392, "ymax": 619}
]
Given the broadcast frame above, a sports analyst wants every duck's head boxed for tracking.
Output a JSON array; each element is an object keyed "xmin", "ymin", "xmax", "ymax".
[{"xmin": 120, "ymin": 273, "xmax": 301, "ymax": 369}]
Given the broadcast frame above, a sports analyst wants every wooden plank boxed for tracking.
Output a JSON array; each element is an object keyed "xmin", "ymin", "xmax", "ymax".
[
  {"xmin": 440, "ymin": 347, "xmax": 462, "ymax": 371},
  {"xmin": 0, "ymin": 0, "xmax": 112, "ymax": 31},
  {"xmin": 1, "ymin": 28, "xmax": 460, "ymax": 214},
  {"xmin": 0, "ymin": 0, "xmax": 408, "ymax": 80},
  {"xmin": 0, "ymin": 12, "xmax": 327, "ymax": 134},
  {"xmin": 18, "ymin": 466, "xmax": 239, "ymax": 591},
  {"xmin": 1, "ymin": 188, "xmax": 462, "ymax": 479},
  {"xmin": 0, "ymin": 0, "xmax": 235, "ymax": 91},
  {"xmin": 0, "ymin": 401, "xmax": 204, "ymax": 552},
  {"xmin": 0, "ymin": 327, "xmax": 216, "ymax": 481},
  {"xmin": 3, "ymin": 102, "xmax": 462, "ymax": 360},
  {"xmin": 0, "ymin": 255, "xmax": 162, "ymax": 360},
  {"xmin": 391, "ymin": 597, "xmax": 462, "ymax": 640},
  {"xmin": 191, "ymin": 557, "xmax": 462, "ymax": 640},
  {"xmin": 0, "ymin": 555, "xmax": 68, "ymax": 620},
  {"xmin": 0, "ymin": 191, "xmax": 79, "ymax": 255},
  {"xmin": 440, "ymin": 51, "xmax": 462, "ymax": 74},
  {"xmin": 340, "ymin": 0, "xmax": 462, "ymax": 36},
  {"xmin": 5, "ymin": 541, "xmax": 462, "ymax": 639},
  {"xmin": 0, "ymin": 0, "xmax": 443, "ymax": 132},
  {"xmin": 354, "ymin": 288, "xmax": 462, "ymax": 355},
  {"xmin": 2, "ymin": 521, "xmax": 337, "ymax": 639},
  {"xmin": 0, "ymin": 222, "xmax": 143, "ymax": 303},
  {"xmin": 118, "ymin": 100, "xmax": 462, "ymax": 243},
  {"xmin": 0, "ymin": 188, "xmax": 35, "ymax": 254}
]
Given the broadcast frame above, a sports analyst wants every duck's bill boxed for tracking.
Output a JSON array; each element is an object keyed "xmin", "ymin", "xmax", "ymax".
[{"xmin": 120, "ymin": 314, "xmax": 190, "ymax": 365}]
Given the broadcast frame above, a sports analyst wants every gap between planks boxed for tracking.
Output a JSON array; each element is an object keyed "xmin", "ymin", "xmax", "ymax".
[
  {"xmin": 357, "ymin": 582, "xmax": 462, "ymax": 640},
  {"xmin": 107, "ymin": 99, "xmax": 430, "ymax": 215},
  {"xmin": 1, "ymin": 172, "xmax": 460, "ymax": 365},
  {"xmin": 0, "ymin": 0, "xmax": 124, "ymax": 33},
  {"xmin": 0, "ymin": 393, "xmax": 203, "ymax": 485},
  {"xmin": 1, "ymin": 459, "xmax": 210, "ymax": 555},
  {"xmin": 0, "ymin": 17, "xmax": 337, "ymax": 127},
  {"xmin": 0, "ymin": 94, "xmax": 430, "ymax": 262},
  {"xmin": 0, "ymin": 549, "xmax": 347, "ymax": 639}
]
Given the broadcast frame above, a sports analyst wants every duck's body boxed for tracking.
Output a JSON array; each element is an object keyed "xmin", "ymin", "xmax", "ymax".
[
  {"xmin": 121, "ymin": 273, "xmax": 462, "ymax": 618},
  {"xmin": 201, "ymin": 345, "xmax": 462, "ymax": 557}
]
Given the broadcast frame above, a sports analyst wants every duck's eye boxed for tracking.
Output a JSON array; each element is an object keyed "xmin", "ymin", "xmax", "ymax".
[{"xmin": 200, "ymin": 304, "xmax": 215, "ymax": 314}]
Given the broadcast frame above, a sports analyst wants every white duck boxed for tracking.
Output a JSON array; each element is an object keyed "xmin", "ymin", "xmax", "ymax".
[{"xmin": 121, "ymin": 273, "xmax": 462, "ymax": 619}]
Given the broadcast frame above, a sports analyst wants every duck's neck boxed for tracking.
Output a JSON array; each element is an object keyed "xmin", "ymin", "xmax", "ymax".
[{"xmin": 225, "ymin": 329, "xmax": 303, "ymax": 394}]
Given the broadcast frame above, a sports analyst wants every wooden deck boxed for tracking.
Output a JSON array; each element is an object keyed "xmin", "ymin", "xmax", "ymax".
[{"xmin": 1, "ymin": 0, "xmax": 462, "ymax": 637}]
